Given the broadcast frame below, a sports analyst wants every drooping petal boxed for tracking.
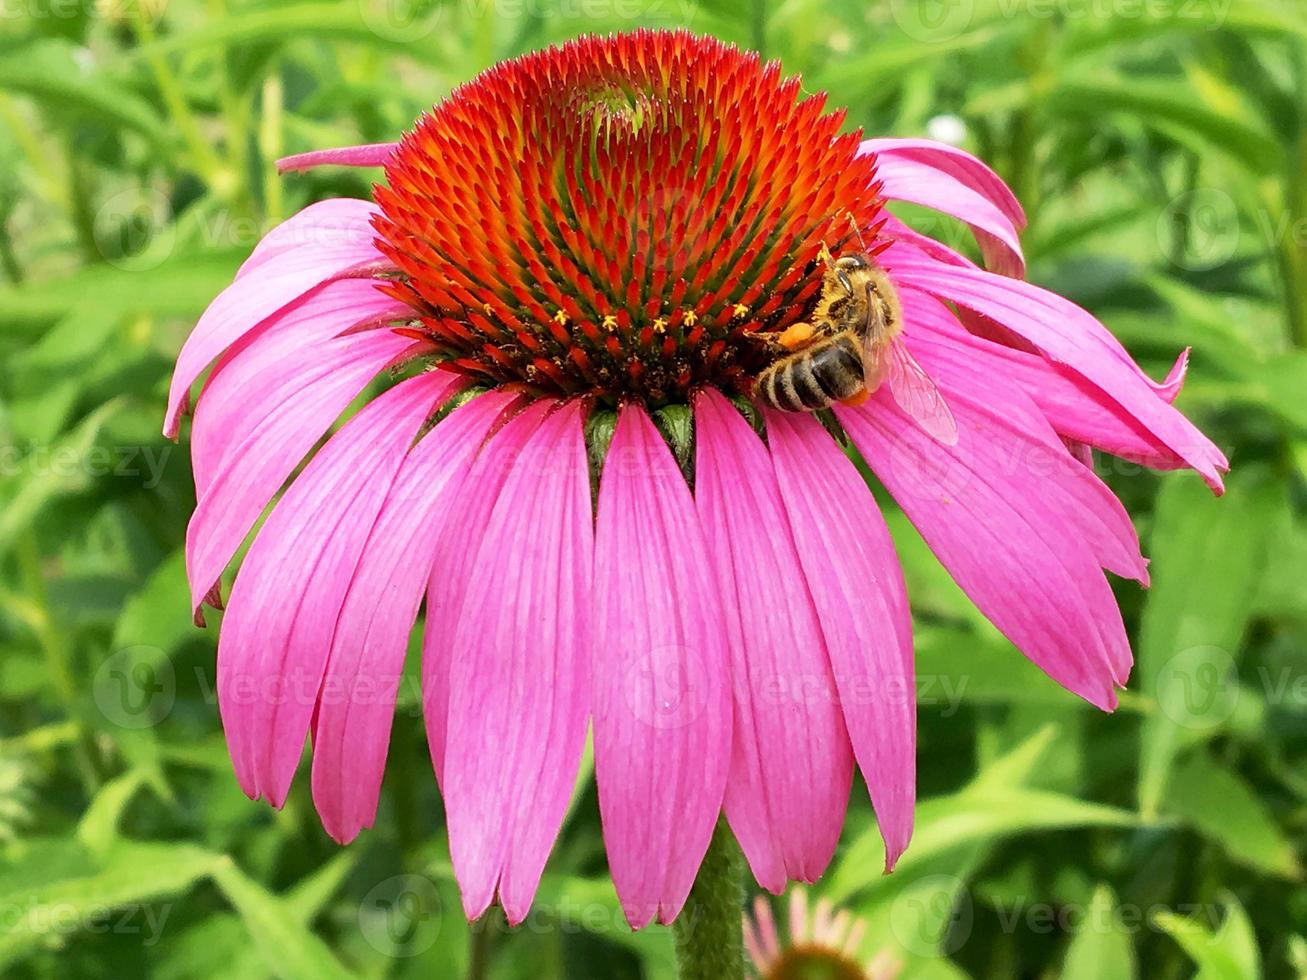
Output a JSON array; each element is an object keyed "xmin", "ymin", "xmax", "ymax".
[
  {"xmin": 442, "ymin": 400, "xmax": 593, "ymax": 925},
  {"xmin": 836, "ymin": 366, "xmax": 1134, "ymax": 708},
  {"xmin": 310, "ymin": 390, "xmax": 516, "ymax": 844},
  {"xmin": 592, "ymin": 405, "xmax": 731, "ymax": 927},
  {"xmin": 237, "ymin": 199, "xmax": 382, "ymax": 279},
  {"xmin": 899, "ymin": 285, "xmax": 1189, "ymax": 474},
  {"xmin": 694, "ymin": 388, "xmax": 854, "ymax": 892},
  {"xmin": 185, "ymin": 329, "xmax": 414, "ymax": 614},
  {"xmin": 420, "ymin": 400, "xmax": 550, "ymax": 785},
  {"xmin": 868, "ymin": 146, "xmax": 1025, "ymax": 276},
  {"xmin": 216, "ymin": 370, "xmax": 461, "ymax": 804},
  {"xmin": 765, "ymin": 410, "xmax": 915, "ymax": 870},
  {"xmin": 861, "ymin": 138, "xmax": 1026, "ymax": 231},
  {"xmin": 894, "ymin": 307, "xmax": 1149, "ymax": 589},
  {"xmin": 880, "ymin": 212, "xmax": 978, "ymax": 271},
  {"xmin": 191, "ymin": 278, "xmax": 407, "ymax": 494},
  {"xmin": 883, "ymin": 242, "xmax": 1228, "ymax": 492},
  {"xmin": 166, "ymin": 203, "xmax": 388, "ymax": 437},
  {"xmin": 277, "ymin": 142, "xmax": 399, "ymax": 174},
  {"xmin": 1157, "ymin": 348, "xmax": 1190, "ymax": 403}
]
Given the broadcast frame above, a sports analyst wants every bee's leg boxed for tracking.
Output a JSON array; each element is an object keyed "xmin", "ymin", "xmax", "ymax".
[{"xmin": 746, "ymin": 322, "xmax": 815, "ymax": 354}]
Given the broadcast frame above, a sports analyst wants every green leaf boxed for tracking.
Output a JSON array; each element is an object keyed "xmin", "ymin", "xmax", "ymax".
[
  {"xmin": 1067, "ymin": 78, "xmax": 1281, "ymax": 171},
  {"xmin": 1137, "ymin": 467, "xmax": 1282, "ymax": 816},
  {"xmin": 0, "ymin": 840, "xmax": 220, "ymax": 969},
  {"xmin": 539, "ymin": 874, "xmax": 678, "ymax": 980},
  {"xmin": 0, "ymin": 248, "xmax": 245, "ymax": 334},
  {"xmin": 111, "ymin": 549, "xmax": 196, "ymax": 656},
  {"xmin": 75, "ymin": 769, "xmax": 152, "ymax": 856},
  {"xmin": 1061, "ymin": 886, "xmax": 1138, "ymax": 980},
  {"xmin": 1163, "ymin": 751, "xmax": 1301, "ymax": 879},
  {"xmin": 0, "ymin": 41, "xmax": 167, "ymax": 144},
  {"xmin": 210, "ymin": 858, "xmax": 358, "ymax": 980},
  {"xmin": 829, "ymin": 727, "xmax": 1139, "ymax": 904},
  {"xmin": 0, "ymin": 400, "xmax": 123, "ymax": 557},
  {"xmin": 915, "ymin": 626, "xmax": 1083, "ymax": 708},
  {"xmin": 1153, "ymin": 894, "xmax": 1261, "ymax": 980},
  {"xmin": 119, "ymin": 4, "xmax": 443, "ymax": 65}
]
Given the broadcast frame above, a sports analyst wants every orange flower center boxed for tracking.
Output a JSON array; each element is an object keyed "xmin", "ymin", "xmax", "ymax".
[{"xmin": 373, "ymin": 29, "xmax": 883, "ymax": 407}]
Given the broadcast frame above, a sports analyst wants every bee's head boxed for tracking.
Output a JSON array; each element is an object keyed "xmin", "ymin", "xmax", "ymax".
[{"xmin": 833, "ymin": 252, "xmax": 871, "ymax": 294}]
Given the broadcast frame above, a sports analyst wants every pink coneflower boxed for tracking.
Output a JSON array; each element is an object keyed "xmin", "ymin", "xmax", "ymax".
[
  {"xmin": 168, "ymin": 30, "xmax": 1226, "ymax": 929},
  {"xmin": 744, "ymin": 888, "xmax": 902, "ymax": 979}
]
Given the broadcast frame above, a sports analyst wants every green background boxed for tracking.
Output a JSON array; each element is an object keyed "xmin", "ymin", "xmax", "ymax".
[{"xmin": 1, "ymin": 0, "xmax": 1305, "ymax": 977}]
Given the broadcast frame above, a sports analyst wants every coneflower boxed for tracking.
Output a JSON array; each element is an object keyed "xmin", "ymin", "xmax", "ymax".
[
  {"xmin": 744, "ymin": 888, "xmax": 902, "ymax": 979},
  {"xmin": 167, "ymin": 29, "xmax": 1226, "ymax": 934}
]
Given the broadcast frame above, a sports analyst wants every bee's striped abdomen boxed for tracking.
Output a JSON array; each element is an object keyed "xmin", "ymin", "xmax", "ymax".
[{"xmin": 755, "ymin": 334, "xmax": 864, "ymax": 412}]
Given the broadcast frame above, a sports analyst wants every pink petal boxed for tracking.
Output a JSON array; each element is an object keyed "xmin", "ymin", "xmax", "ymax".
[
  {"xmin": 277, "ymin": 142, "xmax": 399, "ymax": 174},
  {"xmin": 895, "ymin": 306, "xmax": 1149, "ymax": 588},
  {"xmin": 900, "ymin": 285, "xmax": 1189, "ymax": 476},
  {"xmin": 421, "ymin": 400, "xmax": 550, "ymax": 786},
  {"xmin": 216, "ymin": 370, "xmax": 460, "ymax": 805},
  {"xmin": 442, "ymin": 401, "xmax": 593, "ymax": 925},
  {"xmin": 883, "ymin": 242, "xmax": 1228, "ymax": 492},
  {"xmin": 836, "ymin": 371, "xmax": 1134, "ymax": 709},
  {"xmin": 694, "ymin": 388, "xmax": 854, "ymax": 893},
  {"xmin": 592, "ymin": 405, "xmax": 731, "ymax": 927},
  {"xmin": 185, "ymin": 328, "xmax": 414, "ymax": 614},
  {"xmin": 166, "ymin": 204, "xmax": 387, "ymax": 438},
  {"xmin": 237, "ymin": 199, "xmax": 381, "ymax": 279},
  {"xmin": 191, "ymin": 279, "xmax": 407, "ymax": 495},
  {"xmin": 765, "ymin": 410, "xmax": 916, "ymax": 870},
  {"xmin": 870, "ymin": 149, "xmax": 1025, "ymax": 277},
  {"xmin": 880, "ymin": 213, "xmax": 978, "ymax": 271},
  {"xmin": 310, "ymin": 390, "xmax": 517, "ymax": 844},
  {"xmin": 1158, "ymin": 348, "xmax": 1190, "ymax": 403},
  {"xmin": 861, "ymin": 138, "xmax": 1026, "ymax": 231}
]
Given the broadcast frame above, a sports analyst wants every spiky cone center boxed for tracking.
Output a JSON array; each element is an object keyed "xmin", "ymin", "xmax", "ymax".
[
  {"xmin": 766, "ymin": 947, "xmax": 869, "ymax": 980},
  {"xmin": 373, "ymin": 30, "xmax": 885, "ymax": 408}
]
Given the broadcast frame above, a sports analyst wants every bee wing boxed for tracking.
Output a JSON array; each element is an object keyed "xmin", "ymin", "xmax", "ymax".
[{"xmin": 883, "ymin": 338, "xmax": 960, "ymax": 446}]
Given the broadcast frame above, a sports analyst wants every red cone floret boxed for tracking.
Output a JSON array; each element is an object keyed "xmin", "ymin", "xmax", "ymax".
[{"xmin": 373, "ymin": 30, "xmax": 884, "ymax": 405}]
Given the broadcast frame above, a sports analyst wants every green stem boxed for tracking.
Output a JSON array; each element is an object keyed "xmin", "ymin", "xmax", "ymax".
[
  {"xmin": 130, "ymin": 5, "xmax": 226, "ymax": 188},
  {"xmin": 1281, "ymin": 127, "xmax": 1307, "ymax": 348},
  {"xmin": 466, "ymin": 908, "xmax": 497, "ymax": 980},
  {"xmin": 259, "ymin": 73, "xmax": 285, "ymax": 221},
  {"xmin": 0, "ymin": 209, "xmax": 23, "ymax": 284},
  {"xmin": 65, "ymin": 138, "xmax": 99, "ymax": 265},
  {"xmin": 673, "ymin": 821, "xmax": 747, "ymax": 980}
]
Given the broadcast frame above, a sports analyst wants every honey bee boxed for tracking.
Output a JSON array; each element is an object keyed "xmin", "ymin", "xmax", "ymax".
[{"xmin": 753, "ymin": 238, "xmax": 959, "ymax": 445}]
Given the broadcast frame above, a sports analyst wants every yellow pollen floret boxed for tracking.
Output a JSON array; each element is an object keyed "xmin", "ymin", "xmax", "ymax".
[
  {"xmin": 553, "ymin": 310, "xmax": 569, "ymax": 326},
  {"xmin": 652, "ymin": 317, "xmax": 668, "ymax": 334},
  {"xmin": 602, "ymin": 314, "xmax": 619, "ymax": 331},
  {"xmin": 682, "ymin": 310, "xmax": 698, "ymax": 327},
  {"xmin": 733, "ymin": 302, "xmax": 750, "ymax": 318}
]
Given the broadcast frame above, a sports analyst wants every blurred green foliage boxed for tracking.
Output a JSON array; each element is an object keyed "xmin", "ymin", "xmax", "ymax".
[{"xmin": 1, "ymin": 0, "xmax": 1306, "ymax": 977}]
